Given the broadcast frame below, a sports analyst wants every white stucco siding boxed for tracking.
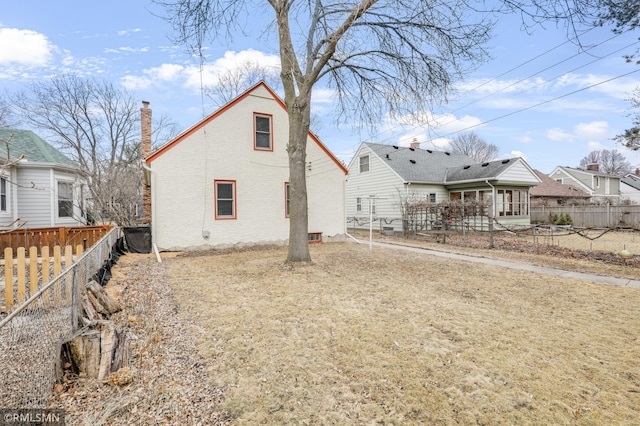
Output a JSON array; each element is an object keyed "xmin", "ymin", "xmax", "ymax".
[
  {"xmin": 306, "ymin": 142, "xmax": 346, "ymax": 238},
  {"xmin": 151, "ymin": 86, "xmax": 345, "ymax": 250}
]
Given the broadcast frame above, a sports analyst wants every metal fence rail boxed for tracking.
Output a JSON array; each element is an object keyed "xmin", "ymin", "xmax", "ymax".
[{"xmin": 0, "ymin": 227, "xmax": 121, "ymax": 408}]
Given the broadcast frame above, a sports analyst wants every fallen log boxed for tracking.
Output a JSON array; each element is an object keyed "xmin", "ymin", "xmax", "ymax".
[{"xmin": 86, "ymin": 279, "xmax": 121, "ymax": 315}]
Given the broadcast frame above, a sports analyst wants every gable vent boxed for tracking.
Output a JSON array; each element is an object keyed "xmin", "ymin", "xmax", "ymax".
[
  {"xmin": 502, "ymin": 159, "xmax": 510, "ymax": 164},
  {"xmin": 409, "ymin": 159, "xmax": 416, "ymax": 164},
  {"xmin": 482, "ymin": 162, "xmax": 489, "ymax": 167},
  {"xmin": 463, "ymin": 165, "xmax": 471, "ymax": 169}
]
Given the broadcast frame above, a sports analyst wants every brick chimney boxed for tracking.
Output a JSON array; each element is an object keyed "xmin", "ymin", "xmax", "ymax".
[
  {"xmin": 410, "ymin": 138, "xmax": 420, "ymax": 149},
  {"xmin": 586, "ymin": 163, "xmax": 599, "ymax": 172},
  {"xmin": 635, "ymin": 168, "xmax": 640, "ymax": 176},
  {"xmin": 141, "ymin": 101, "xmax": 152, "ymax": 224}
]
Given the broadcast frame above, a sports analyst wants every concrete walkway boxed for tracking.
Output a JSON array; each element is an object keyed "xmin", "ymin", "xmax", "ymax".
[{"xmin": 365, "ymin": 240, "xmax": 640, "ymax": 289}]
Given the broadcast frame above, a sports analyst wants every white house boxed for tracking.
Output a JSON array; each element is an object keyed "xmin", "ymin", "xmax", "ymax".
[
  {"xmin": 345, "ymin": 142, "xmax": 541, "ymax": 232},
  {"xmin": 144, "ymin": 82, "xmax": 348, "ymax": 251},
  {"xmin": 0, "ymin": 128, "xmax": 89, "ymax": 229}
]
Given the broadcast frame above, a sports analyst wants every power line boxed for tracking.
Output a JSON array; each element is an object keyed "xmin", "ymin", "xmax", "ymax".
[{"xmin": 438, "ymin": 67, "xmax": 640, "ymax": 138}]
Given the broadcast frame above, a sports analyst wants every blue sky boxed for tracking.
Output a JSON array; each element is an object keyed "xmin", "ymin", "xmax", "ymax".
[{"xmin": 1, "ymin": 1, "xmax": 640, "ymax": 173}]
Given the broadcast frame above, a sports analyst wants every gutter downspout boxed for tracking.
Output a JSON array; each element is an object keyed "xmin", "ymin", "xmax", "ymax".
[{"xmin": 143, "ymin": 163, "xmax": 161, "ymax": 263}]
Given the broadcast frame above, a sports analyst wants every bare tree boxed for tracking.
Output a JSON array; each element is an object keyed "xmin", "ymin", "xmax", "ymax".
[
  {"xmin": 156, "ymin": 0, "xmax": 606, "ymax": 262},
  {"xmin": 0, "ymin": 97, "xmax": 19, "ymax": 129},
  {"xmin": 579, "ymin": 148, "xmax": 632, "ymax": 175},
  {"xmin": 449, "ymin": 132, "xmax": 499, "ymax": 163},
  {"xmin": 614, "ymin": 87, "xmax": 640, "ymax": 150},
  {"xmin": 10, "ymin": 74, "xmax": 179, "ymax": 226},
  {"xmin": 206, "ymin": 60, "xmax": 281, "ymax": 107}
]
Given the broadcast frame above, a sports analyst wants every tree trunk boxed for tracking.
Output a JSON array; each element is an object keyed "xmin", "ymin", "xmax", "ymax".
[{"xmin": 286, "ymin": 94, "xmax": 312, "ymax": 263}]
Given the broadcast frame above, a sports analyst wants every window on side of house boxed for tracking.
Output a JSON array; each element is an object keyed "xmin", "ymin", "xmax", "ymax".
[
  {"xmin": 0, "ymin": 177, "xmax": 7, "ymax": 212},
  {"xmin": 58, "ymin": 181, "xmax": 74, "ymax": 218},
  {"xmin": 356, "ymin": 197, "xmax": 362, "ymax": 213},
  {"xmin": 254, "ymin": 113, "xmax": 273, "ymax": 151},
  {"xmin": 215, "ymin": 180, "xmax": 236, "ymax": 219},
  {"xmin": 359, "ymin": 155, "xmax": 369, "ymax": 173},
  {"xmin": 429, "ymin": 193, "xmax": 436, "ymax": 203},
  {"xmin": 497, "ymin": 189, "xmax": 528, "ymax": 216},
  {"xmin": 594, "ymin": 176, "xmax": 600, "ymax": 188},
  {"xmin": 285, "ymin": 182, "xmax": 290, "ymax": 218}
]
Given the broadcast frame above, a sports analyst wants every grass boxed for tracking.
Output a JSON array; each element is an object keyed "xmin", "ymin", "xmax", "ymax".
[{"xmin": 166, "ymin": 242, "xmax": 640, "ymax": 424}]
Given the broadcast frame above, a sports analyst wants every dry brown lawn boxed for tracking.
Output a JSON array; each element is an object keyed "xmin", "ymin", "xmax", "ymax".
[{"xmin": 166, "ymin": 242, "xmax": 640, "ymax": 425}]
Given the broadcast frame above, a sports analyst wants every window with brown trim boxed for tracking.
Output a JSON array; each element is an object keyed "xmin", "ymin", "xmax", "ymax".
[
  {"xmin": 254, "ymin": 113, "xmax": 273, "ymax": 150},
  {"xmin": 215, "ymin": 180, "xmax": 236, "ymax": 219},
  {"xmin": 285, "ymin": 182, "xmax": 290, "ymax": 218}
]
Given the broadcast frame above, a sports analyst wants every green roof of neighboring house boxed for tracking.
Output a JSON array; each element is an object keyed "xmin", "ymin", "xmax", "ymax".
[{"xmin": 0, "ymin": 128, "xmax": 79, "ymax": 168}]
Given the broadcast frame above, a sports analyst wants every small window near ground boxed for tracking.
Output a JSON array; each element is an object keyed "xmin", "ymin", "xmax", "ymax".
[
  {"xmin": 58, "ymin": 181, "xmax": 73, "ymax": 218},
  {"xmin": 254, "ymin": 114, "xmax": 273, "ymax": 151},
  {"xmin": 285, "ymin": 182, "xmax": 290, "ymax": 218},
  {"xmin": 215, "ymin": 180, "xmax": 236, "ymax": 219},
  {"xmin": 308, "ymin": 232, "xmax": 322, "ymax": 243},
  {"xmin": 359, "ymin": 155, "xmax": 369, "ymax": 172}
]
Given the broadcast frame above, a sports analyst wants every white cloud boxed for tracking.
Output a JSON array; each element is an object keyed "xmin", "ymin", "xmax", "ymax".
[
  {"xmin": 121, "ymin": 49, "xmax": 281, "ymax": 92},
  {"xmin": 105, "ymin": 46, "xmax": 149, "ymax": 54},
  {"xmin": 547, "ymin": 128, "xmax": 574, "ymax": 143},
  {"xmin": 0, "ymin": 28, "xmax": 54, "ymax": 66}
]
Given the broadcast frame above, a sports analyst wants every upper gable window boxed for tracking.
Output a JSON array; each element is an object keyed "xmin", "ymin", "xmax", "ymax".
[
  {"xmin": 359, "ymin": 155, "xmax": 370, "ymax": 173},
  {"xmin": 254, "ymin": 113, "xmax": 273, "ymax": 151}
]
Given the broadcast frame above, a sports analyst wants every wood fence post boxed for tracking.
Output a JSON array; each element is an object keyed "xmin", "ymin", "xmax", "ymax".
[
  {"xmin": 17, "ymin": 247, "xmax": 26, "ymax": 303},
  {"xmin": 4, "ymin": 247, "xmax": 12, "ymax": 310},
  {"xmin": 41, "ymin": 246, "xmax": 50, "ymax": 285},
  {"xmin": 29, "ymin": 246, "xmax": 38, "ymax": 296},
  {"xmin": 54, "ymin": 246, "xmax": 62, "ymax": 301}
]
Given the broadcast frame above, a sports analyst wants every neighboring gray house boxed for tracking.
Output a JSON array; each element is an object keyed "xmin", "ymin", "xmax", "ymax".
[
  {"xmin": 0, "ymin": 129, "xmax": 89, "ymax": 229},
  {"xmin": 549, "ymin": 165, "xmax": 620, "ymax": 203},
  {"xmin": 621, "ymin": 172, "xmax": 640, "ymax": 204},
  {"xmin": 345, "ymin": 142, "xmax": 541, "ymax": 232}
]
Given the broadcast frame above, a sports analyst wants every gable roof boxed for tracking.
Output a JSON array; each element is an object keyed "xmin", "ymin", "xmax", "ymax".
[
  {"xmin": 0, "ymin": 128, "xmax": 79, "ymax": 168},
  {"xmin": 621, "ymin": 173, "xmax": 640, "ymax": 191},
  {"xmin": 444, "ymin": 157, "xmax": 537, "ymax": 183},
  {"xmin": 530, "ymin": 169, "xmax": 590, "ymax": 198},
  {"xmin": 147, "ymin": 81, "xmax": 347, "ymax": 174},
  {"xmin": 362, "ymin": 142, "xmax": 472, "ymax": 183},
  {"xmin": 554, "ymin": 165, "xmax": 619, "ymax": 179}
]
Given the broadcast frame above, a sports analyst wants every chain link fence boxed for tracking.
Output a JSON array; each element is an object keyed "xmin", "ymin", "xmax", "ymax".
[{"xmin": 0, "ymin": 227, "xmax": 121, "ymax": 408}]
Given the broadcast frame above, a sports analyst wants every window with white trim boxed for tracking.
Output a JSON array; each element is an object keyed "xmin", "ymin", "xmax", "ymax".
[
  {"xmin": 58, "ymin": 181, "xmax": 74, "ymax": 218},
  {"xmin": 429, "ymin": 193, "xmax": 436, "ymax": 203},
  {"xmin": 359, "ymin": 155, "xmax": 369, "ymax": 172},
  {"xmin": 215, "ymin": 180, "xmax": 236, "ymax": 219},
  {"xmin": 356, "ymin": 197, "xmax": 362, "ymax": 213},
  {"xmin": 0, "ymin": 177, "xmax": 6, "ymax": 212}
]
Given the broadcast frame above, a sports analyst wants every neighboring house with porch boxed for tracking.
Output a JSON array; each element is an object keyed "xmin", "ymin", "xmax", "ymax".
[
  {"xmin": 345, "ymin": 142, "xmax": 541, "ymax": 232},
  {"xmin": 620, "ymin": 172, "xmax": 640, "ymax": 204},
  {"xmin": 529, "ymin": 169, "xmax": 590, "ymax": 206},
  {"xmin": 143, "ymin": 82, "xmax": 348, "ymax": 251},
  {"xmin": 0, "ymin": 128, "xmax": 89, "ymax": 229},
  {"xmin": 549, "ymin": 165, "xmax": 620, "ymax": 203}
]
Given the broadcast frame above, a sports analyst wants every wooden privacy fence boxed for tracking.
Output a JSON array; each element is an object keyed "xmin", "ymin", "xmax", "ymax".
[
  {"xmin": 2, "ymin": 245, "xmax": 83, "ymax": 311},
  {"xmin": 531, "ymin": 205, "xmax": 640, "ymax": 228},
  {"xmin": 0, "ymin": 225, "xmax": 111, "ymax": 257}
]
